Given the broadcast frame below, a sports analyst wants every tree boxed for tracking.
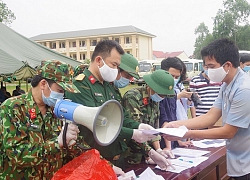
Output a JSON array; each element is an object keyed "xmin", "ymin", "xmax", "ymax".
[
  {"xmin": 193, "ymin": 0, "xmax": 250, "ymax": 55},
  {"xmin": 193, "ymin": 22, "xmax": 213, "ymax": 59},
  {"xmin": 0, "ymin": 0, "xmax": 16, "ymax": 25}
]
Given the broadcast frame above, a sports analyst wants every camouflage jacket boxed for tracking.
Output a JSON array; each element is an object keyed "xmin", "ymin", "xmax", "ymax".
[
  {"xmin": 122, "ymin": 86, "xmax": 160, "ymax": 128},
  {"xmin": 0, "ymin": 91, "xmax": 87, "ymax": 180}
]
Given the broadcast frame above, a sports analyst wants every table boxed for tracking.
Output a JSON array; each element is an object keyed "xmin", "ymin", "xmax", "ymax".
[{"xmin": 125, "ymin": 146, "xmax": 229, "ymax": 180}]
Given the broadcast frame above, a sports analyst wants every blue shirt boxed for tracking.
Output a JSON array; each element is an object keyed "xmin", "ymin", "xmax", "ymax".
[{"xmin": 213, "ymin": 68, "xmax": 250, "ymax": 176}]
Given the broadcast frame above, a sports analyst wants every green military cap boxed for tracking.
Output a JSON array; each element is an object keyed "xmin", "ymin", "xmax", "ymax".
[
  {"xmin": 74, "ymin": 64, "xmax": 88, "ymax": 77},
  {"xmin": 37, "ymin": 60, "xmax": 80, "ymax": 93},
  {"xmin": 143, "ymin": 69, "xmax": 175, "ymax": 96},
  {"xmin": 119, "ymin": 53, "xmax": 139, "ymax": 79}
]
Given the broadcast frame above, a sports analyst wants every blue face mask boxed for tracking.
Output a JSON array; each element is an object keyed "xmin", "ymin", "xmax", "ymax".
[
  {"xmin": 150, "ymin": 92, "xmax": 164, "ymax": 102},
  {"xmin": 114, "ymin": 76, "xmax": 130, "ymax": 88},
  {"xmin": 204, "ymin": 69, "xmax": 208, "ymax": 76},
  {"xmin": 174, "ymin": 78, "xmax": 179, "ymax": 87},
  {"xmin": 243, "ymin": 66, "xmax": 250, "ymax": 72},
  {"xmin": 42, "ymin": 83, "xmax": 64, "ymax": 107}
]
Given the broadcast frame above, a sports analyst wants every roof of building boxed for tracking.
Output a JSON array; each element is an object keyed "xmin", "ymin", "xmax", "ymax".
[
  {"xmin": 153, "ymin": 51, "xmax": 184, "ymax": 58},
  {"xmin": 30, "ymin": 25, "xmax": 156, "ymax": 41}
]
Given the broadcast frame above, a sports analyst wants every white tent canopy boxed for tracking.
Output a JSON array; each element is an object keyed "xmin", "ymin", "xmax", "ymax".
[{"xmin": 0, "ymin": 23, "xmax": 80, "ymax": 75}]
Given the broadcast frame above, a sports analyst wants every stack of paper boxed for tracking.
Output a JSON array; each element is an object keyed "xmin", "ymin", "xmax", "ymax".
[
  {"xmin": 171, "ymin": 148, "xmax": 210, "ymax": 158},
  {"xmin": 141, "ymin": 126, "xmax": 188, "ymax": 137},
  {"xmin": 192, "ymin": 139, "xmax": 226, "ymax": 148}
]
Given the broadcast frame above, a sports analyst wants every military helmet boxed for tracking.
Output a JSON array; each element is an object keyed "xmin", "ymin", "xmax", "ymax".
[
  {"xmin": 143, "ymin": 69, "xmax": 175, "ymax": 96},
  {"xmin": 119, "ymin": 53, "xmax": 139, "ymax": 79},
  {"xmin": 37, "ymin": 60, "xmax": 80, "ymax": 93}
]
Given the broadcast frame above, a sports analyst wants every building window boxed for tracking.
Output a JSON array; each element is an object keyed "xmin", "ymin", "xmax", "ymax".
[
  {"xmin": 136, "ymin": 38, "xmax": 138, "ymax": 44},
  {"xmin": 80, "ymin": 53, "xmax": 86, "ymax": 60},
  {"xmin": 70, "ymin": 53, "xmax": 77, "ymax": 60},
  {"xmin": 80, "ymin": 40, "xmax": 85, "ymax": 47},
  {"xmin": 91, "ymin": 40, "xmax": 97, "ymax": 46},
  {"xmin": 127, "ymin": 51, "xmax": 130, "ymax": 54},
  {"xmin": 51, "ymin": 42, "xmax": 56, "ymax": 49},
  {"xmin": 114, "ymin": 38, "xmax": 119, "ymax": 43},
  {"xmin": 71, "ymin": 41, "xmax": 76, "ymax": 47},
  {"xmin": 125, "ymin": 37, "xmax": 131, "ymax": 44},
  {"xmin": 59, "ymin": 42, "xmax": 65, "ymax": 48}
]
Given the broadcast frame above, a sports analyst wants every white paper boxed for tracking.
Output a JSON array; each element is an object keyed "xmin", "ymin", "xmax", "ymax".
[
  {"xmin": 172, "ymin": 148, "xmax": 210, "ymax": 158},
  {"xmin": 172, "ymin": 156, "xmax": 208, "ymax": 167},
  {"xmin": 118, "ymin": 170, "xmax": 137, "ymax": 180},
  {"xmin": 137, "ymin": 167, "xmax": 164, "ymax": 180},
  {"xmin": 155, "ymin": 165, "xmax": 188, "ymax": 173},
  {"xmin": 192, "ymin": 139, "xmax": 225, "ymax": 148},
  {"xmin": 141, "ymin": 126, "xmax": 188, "ymax": 137}
]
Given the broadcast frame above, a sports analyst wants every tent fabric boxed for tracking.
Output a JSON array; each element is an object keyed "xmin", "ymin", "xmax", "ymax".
[
  {"xmin": 12, "ymin": 64, "xmax": 37, "ymax": 80},
  {"xmin": 0, "ymin": 23, "xmax": 80, "ymax": 75}
]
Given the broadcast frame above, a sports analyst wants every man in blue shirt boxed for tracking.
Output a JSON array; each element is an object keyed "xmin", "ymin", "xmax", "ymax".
[{"xmin": 163, "ymin": 38, "xmax": 250, "ymax": 179}]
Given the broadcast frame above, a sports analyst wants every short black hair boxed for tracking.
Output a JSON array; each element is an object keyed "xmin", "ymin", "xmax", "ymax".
[
  {"xmin": 31, "ymin": 75, "xmax": 55, "ymax": 87},
  {"xmin": 91, "ymin": 40, "xmax": 124, "ymax": 62},
  {"xmin": 201, "ymin": 38, "xmax": 239, "ymax": 68},
  {"xmin": 240, "ymin": 53, "xmax": 250, "ymax": 64},
  {"xmin": 161, "ymin": 57, "xmax": 187, "ymax": 83}
]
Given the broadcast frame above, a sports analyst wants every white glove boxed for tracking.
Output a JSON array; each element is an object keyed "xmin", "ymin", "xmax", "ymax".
[
  {"xmin": 132, "ymin": 129, "xmax": 156, "ymax": 143},
  {"xmin": 58, "ymin": 123, "xmax": 79, "ymax": 148},
  {"xmin": 156, "ymin": 148, "xmax": 175, "ymax": 159},
  {"xmin": 138, "ymin": 123, "xmax": 155, "ymax": 130},
  {"xmin": 148, "ymin": 149, "xmax": 174, "ymax": 171},
  {"xmin": 112, "ymin": 165, "xmax": 125, "ymax": 176}
]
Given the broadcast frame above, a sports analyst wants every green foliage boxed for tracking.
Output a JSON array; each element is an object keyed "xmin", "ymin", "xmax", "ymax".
[
  {"xmin": 0, "ymin": 0, "xmax": 16, "ymax": 25},
  {"xmin": 193, "ymin": 0, "xmax": 250, "ymax": 56}
]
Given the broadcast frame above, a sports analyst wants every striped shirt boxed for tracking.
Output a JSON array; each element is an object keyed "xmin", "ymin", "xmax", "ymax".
[{"xmin": 189, "ymin": 72, "xmax": 222, "ymax": 116}]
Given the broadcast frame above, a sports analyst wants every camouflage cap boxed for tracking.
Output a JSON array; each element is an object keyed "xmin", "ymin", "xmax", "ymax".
[
  {"xmin": 74, "ymin": 64, "xmax": 88, "ymax": 77},
  {"xmin": 37, "ymin": 60, "xmax": 80, "ymax": 93},
  {"xmin": 119, "ymin": 53, "xmax": 139, "ymax": 79},
  {"xmin": 143, "ymin": 69, "xmax": 175, "ymax": 95}
]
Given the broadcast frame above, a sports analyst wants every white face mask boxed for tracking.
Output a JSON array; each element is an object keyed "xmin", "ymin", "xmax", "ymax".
[
  {"xmin": 208, "ymin": 63, "xmax": 229, "ymax": 82},
  {"xmin": 99, "ymin": 58, "xmax": 118, "ymax": 82}
]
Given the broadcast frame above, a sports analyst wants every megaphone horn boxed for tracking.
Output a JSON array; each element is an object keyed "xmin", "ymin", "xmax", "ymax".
[{"xmin": 54, "ymin": 99, "xmax": 124, "ymax": 146}]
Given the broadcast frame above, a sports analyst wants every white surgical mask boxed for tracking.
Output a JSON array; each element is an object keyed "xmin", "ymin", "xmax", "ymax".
[
  {"xmin": 42, "ymin": 83, "xmax": 64, "ymax": 107},
  {"xmin": 208, "ymin": 63, "xmax": 229, "ymax": 82},
  {"xmin": 114, "ymin": 75, "xmax": 130, "ymax": 88},
  {"xmin": 99, "ymin": 59, "xmax": 118, "ymax": 82}
]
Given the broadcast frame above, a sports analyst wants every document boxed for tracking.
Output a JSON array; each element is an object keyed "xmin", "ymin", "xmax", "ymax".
[
  {"xmin": 192, "ymin": 139, "xmax": 226, "ymax": 148},
  {"xmin": 137, "ymin": 167, "xmax": 164, "ymax": 180},
  {"xmin": 141, "ymin": 126, "xmax": 188, "ymax": 137},
  {"xmin": 172, "ymin": 148, "xmax": 210, "ymax": 158}
]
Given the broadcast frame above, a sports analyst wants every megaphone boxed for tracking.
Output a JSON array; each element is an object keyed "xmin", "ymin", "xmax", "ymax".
[{"xmin": 54, "ymin": 99, "xmax": 123, "ymax": 146}]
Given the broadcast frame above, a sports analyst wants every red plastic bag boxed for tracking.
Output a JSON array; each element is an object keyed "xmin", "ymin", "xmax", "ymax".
[{"xmin": 52, "ymin": 149, "xmax": 117, "ymax": 180}]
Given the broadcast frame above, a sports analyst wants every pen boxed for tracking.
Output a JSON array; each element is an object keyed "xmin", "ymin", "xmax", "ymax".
[{"xmin": 179, "ymin": 159, "xmax": 193, "ymax": 163}]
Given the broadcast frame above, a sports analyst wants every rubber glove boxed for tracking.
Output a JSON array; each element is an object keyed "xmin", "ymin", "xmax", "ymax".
[
  {"xmin": 156, "ymin": 148, "xmax": 175, "ymax": 159},
  {"xmin": 148, "ymin": 149, "xmax": 174, "ymax": 170},
  {"xmin": 138, "ymin": 123, "xmax": 155, "ymax": 130},
  {"xmin": 112, "ymin": 165, "xmax": 125, "ymax": 176},
  {"xmin": 58, "ymin": 123, "xmax": 79, "ymax": 148},
  {"xmin": 132, "ymin": 129, "xmax": 156, "ymax": 143}
]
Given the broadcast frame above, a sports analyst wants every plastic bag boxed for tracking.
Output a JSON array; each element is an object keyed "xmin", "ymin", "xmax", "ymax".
[{"xmin": 52, "ymin": 149, "xmax": 117, "ymax": 180}]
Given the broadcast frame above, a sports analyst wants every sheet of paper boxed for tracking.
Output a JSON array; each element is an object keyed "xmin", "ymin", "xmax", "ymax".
[
  {"xmin": 141, "ymin": 126, "xmax": 188, "ymax": 137},
  {"xmin": 192, "ymin": 139, "xmax": 226, "ymax": 148},
  {"xmin": 171, "ymin": 156, "xmax": 208, "ymax": 167},
  {"xmin": 137, "ymin": 167, "xmax": 164, "ymax": 180},
  {"xmin": 172, "ymin": 148, "xmax": 210, "ymax": 158},
  {"xmin": 155, "ymin": 165, "xmax": 189, "ymax": 173},
  {"xmin": 118, "ymin": 170, "xmax": 137, "ymax": 180}
]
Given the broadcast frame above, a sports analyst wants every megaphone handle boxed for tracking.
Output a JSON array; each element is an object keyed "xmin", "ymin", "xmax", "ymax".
[
  {"xmin": 63, "ymin": 123, "xmax": 69, "ymax": 149},
  {"xmin": 62, "ymin": 122, "xmax": 76, "ymax": 148}
]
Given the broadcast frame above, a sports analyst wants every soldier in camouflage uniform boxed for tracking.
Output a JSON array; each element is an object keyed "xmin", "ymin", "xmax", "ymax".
[
  {"xmin": 66, "ymin": 40, "xmax": 175, "ymax": 171},
  {"xmin": 0, "ymin": 60, "xmax": 90, "ymax": 180},
  {"xmin": 122, "ymin": 69, "xmax": 176, "ymax": 165},
  {"xmin": 73, "ymin": 64, "xmax": 88, "ymax": 77}
]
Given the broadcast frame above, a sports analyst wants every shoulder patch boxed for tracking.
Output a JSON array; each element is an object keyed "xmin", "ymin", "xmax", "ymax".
[{"xmin": 75, "ymin": 74, "xmax": 85, "ymax": 81}]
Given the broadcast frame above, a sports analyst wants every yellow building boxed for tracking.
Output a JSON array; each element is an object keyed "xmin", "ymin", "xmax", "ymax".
[{"xmin": 30, "ymin": 25, "xmax": 156, "ymax": 61}]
